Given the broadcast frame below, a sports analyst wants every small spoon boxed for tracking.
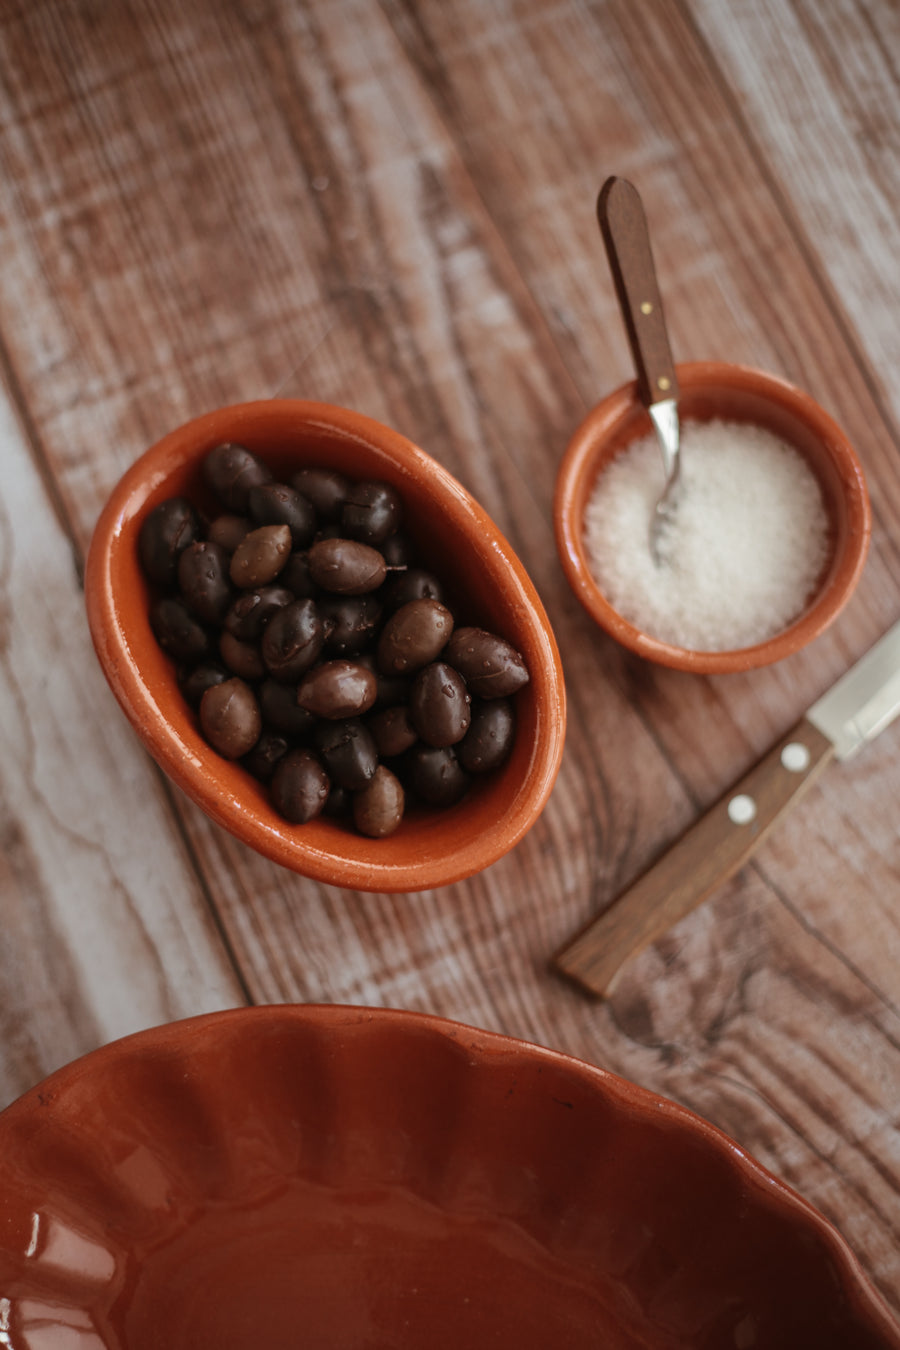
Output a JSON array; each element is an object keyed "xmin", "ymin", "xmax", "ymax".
[{"xmin": 597, "ymin": 177, "xmax": 680, "ymax": 564}]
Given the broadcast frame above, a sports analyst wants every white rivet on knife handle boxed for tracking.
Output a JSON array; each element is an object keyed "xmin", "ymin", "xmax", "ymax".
[
  {"xmin": 727, "ymin": 794, "xmax": 757, "ymax": 825},
  {"xmin": 781, "ymin": 742, "xmax": 811, "ymax": 772}
]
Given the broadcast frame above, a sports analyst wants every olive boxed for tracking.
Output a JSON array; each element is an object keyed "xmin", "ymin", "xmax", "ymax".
[
  {"xmin": 368, "ymin": 705, "xmax": 418, "ymax": 758},
  {"xmin": 405, "ymin": 745, "xmax": 469, "ymax": 807},
  {"xmin": 229, "ymin": 524, "xmax": 292, "ymax": 588},
  {"xmin": 203, "ymin": 443, "xmax": 272, "ymax": 511},
  {"xmin": 177, "ymin": 541, "xmax": 232, "ymax": 625},
  {"xmin": 409, "ymin": 662, "xmax": 471, "ymax": 747},
  {"xmin": 207, "ymin": 514, "xmax": 252, "ymax": 554},
  {"xmin": 150, "ymin": 596, "xmax": 211, "ymax": 663},
  {"xmin": 314, "ymin": 718, "xmax": 378, "ymax": 791},
  {"xmin": 178, "ymin": 661, "xmax": 229, "ymax": 708},
  {"xmin": 341, "ymin": 480, "xmax": 402, "ymax": 545},
  {"xmin": 319, "ymin": 594, "xmax": 382, "ymax": 657},
  {"xmin": 457, "ymin": 698, "xmax": 515, "ymax": 773},
  {"xmin": 139, "ymin": 497, "xmax": 200, "ymax": 588},
  {"xmin": 199, "ymin": 678, "xmax": 261, "ymax": 759},
  {"xmin": 380, "ymin": 531, "xmax": 415, "ymax": 567},
  {"xmin": 381, "ymin": 567, "xmax": 444, "ymax": 613},
  {"xmin": 307, "ymin": 538, "xmax": 386, "ymax": 595},
  {"xmin": 323, "ymin": 784, "xmax": 351, "ymax": 818},
  {"xmin": 243, "ymin": 730, "xmax": 290, "ymax": 783},
  {"xmin": 291, "ymin": 467, "xmax": 349, "ymax": 521},
  {"xmin": 443, "ymin": 627, "xmax": 530, "ymax": 698},
  {"xmin": 219, "ymin": 630, "xmax": 266, "ymax": 681},
  {"xmin": 224, "ymin": 586, "xmax": 294, "ymax": 642},
  {"xmin": 259, "ymin": 678, "xmax": 315, "ymax": 737},
  {"xmin": 279, "ymin": 551, "xmax": 318, "ymax": 598},
  {"xmin": 297, "ymin": 660, "xmax": 378, "ymax": 719},
  {"xmin": 270, "ymin": 749, "xmax": 330, "ymax": 823},
  {"xmin": 353, "ymin": 765, "xmax": 405, "ymax": 838},
  {"xmin": 261, "ymin": 599, "xmax": 324, "ymax": 683},
  {"xmin": 377, "ymin": 598, "xmax": 453, "ymax": 675},
  {"xmin": 248, "ymin": 482, "xmax": 317, "ymax": 548}
]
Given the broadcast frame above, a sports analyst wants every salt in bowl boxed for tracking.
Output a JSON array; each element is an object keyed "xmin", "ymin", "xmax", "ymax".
[{"xmin": 555, "ymin": 362, "xmax": 871, "ymax": 674}]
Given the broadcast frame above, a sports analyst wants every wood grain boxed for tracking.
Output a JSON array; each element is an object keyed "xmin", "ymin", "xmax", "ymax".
[{"xmin": 0, "ymin": 0, "xmax": 898, "ymax": 1315}]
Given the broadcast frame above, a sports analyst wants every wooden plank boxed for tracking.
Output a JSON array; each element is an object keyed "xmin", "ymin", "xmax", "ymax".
[{"xmin": 0, "ymin": 381, "xmax": 245, "ymax": 1108}]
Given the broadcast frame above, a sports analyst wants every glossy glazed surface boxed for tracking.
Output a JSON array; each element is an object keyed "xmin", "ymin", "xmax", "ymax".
[
  {"xmin": 555, "ymin": 362, "xmax": 871, "ymax": 673},
  {"xmin": 0, "ymin": 1006, "xmax": 897, "ymax": 1350},
  {"xmin": 84, "ymin": 400, "xmax": 566, "ymax": 891}
]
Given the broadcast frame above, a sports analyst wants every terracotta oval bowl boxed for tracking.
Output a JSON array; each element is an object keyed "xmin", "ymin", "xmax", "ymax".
[
  {"xmin": 0, "ymin": 1005, "xmax": 897, "ymax": 1349},
  {"xmin": 85, "ymin": 400, "xmax": 566, "ymax": 892},
  {"xmin": 555, "ymin": 362, "xmax": 871, "ymax": 673}
]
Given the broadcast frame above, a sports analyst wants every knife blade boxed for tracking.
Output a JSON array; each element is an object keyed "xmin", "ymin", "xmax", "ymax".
[{"xmin": 555, "ymin": 620, "xmax": 900, "ymax": 999}]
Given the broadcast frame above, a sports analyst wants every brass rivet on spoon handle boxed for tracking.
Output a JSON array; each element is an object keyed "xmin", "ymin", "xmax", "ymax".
[{"xmin": 597, "ymin": 177, "xmax": 680, "ymax": 558}]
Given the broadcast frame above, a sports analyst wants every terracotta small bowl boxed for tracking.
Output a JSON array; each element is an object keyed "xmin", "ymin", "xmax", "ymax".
[
  {"xmin": 555, "ymin": 362, "xmax": 871, "ymax": 673},
  {"xmin": 1, "ymin": 1005, "xmax": 898, "ymax": 1349},
  {"xmin": 85, "ymin": 400, "xmax": 566, "ymax": 892}
]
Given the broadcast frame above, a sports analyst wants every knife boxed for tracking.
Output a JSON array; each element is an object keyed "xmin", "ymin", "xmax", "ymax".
[{"xmin": 555, "ymin": 619, "xmax": 900, "ymax": 999}]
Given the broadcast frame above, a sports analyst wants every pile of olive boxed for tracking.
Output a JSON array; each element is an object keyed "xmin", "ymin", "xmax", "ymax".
[{"xmin": 139, "ymin": 442, "xmax": 530, "ymax": 838}]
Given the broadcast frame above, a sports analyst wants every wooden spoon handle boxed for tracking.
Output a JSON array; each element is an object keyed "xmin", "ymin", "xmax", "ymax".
[
  {"xmin": 554, "ymin": 717, "xmax": 836, "ymax": 999},
  {"xmin": 597, "ymin": 176, "xmax": 678, "ymax": 407}
]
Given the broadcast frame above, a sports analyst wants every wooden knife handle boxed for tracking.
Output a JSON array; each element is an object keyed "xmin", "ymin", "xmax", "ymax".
[
  {"xmin": 597, "ymin": 176, "xmax": 678, "ymax": 407},
  {"xmin": 554, "ymin": 718, "xmax": 836, "ymax": 999}
]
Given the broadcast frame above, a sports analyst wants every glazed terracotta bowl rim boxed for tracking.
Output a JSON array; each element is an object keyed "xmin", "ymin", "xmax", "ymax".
[
  {"xmin": 1, "ymin": 1003, "xmax": 897, "ymax": 1344},
  {"xmin": 555, "ymin": 361, "xmax": 872, "ymax": 674},
  {"xmin": 85, "ymin": 398, "xmax": 566, "ymax": 892}
]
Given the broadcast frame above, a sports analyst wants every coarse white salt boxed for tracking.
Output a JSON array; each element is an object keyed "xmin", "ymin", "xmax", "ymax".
[{"xmin": 582, "ymin": 419, "xmax": 830, "ymax": 651}]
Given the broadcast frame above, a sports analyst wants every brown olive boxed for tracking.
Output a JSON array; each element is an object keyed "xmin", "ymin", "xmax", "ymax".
[
  {"xmin": 341, "ymin": 480, "xmax": 402, "ymax": 545},
  {"xmin": 319, "ymin": 594, "xmax": 382, "ymax": 657},
  {"xmin": 224, "ymin": 586, "xmax": 294, "ymax": 642},
  {"xmin": 307, "ymin": 538, "xmax": 386, "ymax": 595},
  {"xmin": 368, "ymin": 705, "xmax": 418, "ymax": 758},
  {"xmin": 314, "ymin": 718, "xmax": 378, "ymax": 790},
  {"xmin": 353, "ymin": 765, "xmax": 405, "ymax": 838},
  {"xmin": 150, "ymin": 597, "xmax": 211, "ymax": 663},
  {"xmin": 219, "ymin": 630, "xmax": 266, "ymax": 681},
  {"xmin": 203, "ymin": 443, "xmax": 273, "ymax": 511},
  {"xmin": 381, "ymin": 567, "xmax": 444, "ymax": 613},
  {"xmin": 279, "ymin": 551, "xmax": 318, "ymax": 598},
  {"xmin": 178, "ymin": 541, "xmax": 233, "ymax": 625},
  {"xmin": 377, "ymin": 598, "xmax": 453, "ymax": 675},
  {"xmin": 291, "ymin": 467, "xmax": 349, "ymax": 521},
  {"xmin": 178, "ymin": 662, "xmax": 229, "ymax": 708},
  {"xmin": 259, "ymin": 678, "xmax": 315, "ymax": 737},
  {"xmin": 207, "ymin": 514, "xmax": 252, "ymax": 553},
  {"xmin": 297, "ymin": 660, "xmax": 378, "ymax": 719},
  {"xmin": 229, "ymin": 524, "xmax": 292, "ymax": 588},
  {"xmin": 270, "ymin": 749, "xmax": 330, "ymax": 823},
  {"xmin": 443, "ymin": 627, "xmax": 529, "ymax": 698},
  {"xmin": 324, "ymin": 784, "xmax": 351, "ymax": 818},
  {"xmin": 405, "ymin": 745, "xmax": 469, "ymax": 807},
  {"xmin": 248, "ymin": 482, "xmax": 317, "ymax": 547},
  {"xmin": 409, "ymin": 662, "xmax": 471, "ymax": 747},
  {"xmin": 457, "ymin": 698, "xmax": 515, "ymax": 773},
  {"xmin": 200, "ymin": 678, "xmax": 261, "ymax": 759},
  {"xmin": 242, "ymin": 730, "xmax": 290, "ymax": 783},
  {"xmin": 139, "ymin": 497, "xmax": 200, "ymax": 588},
  {"xmin": 380, "ymin": 531, "xmax": 415, "ymax": 567},
  {"xmin": 261, "ymin": 599, "xmax": 324, "ymax": 683}
]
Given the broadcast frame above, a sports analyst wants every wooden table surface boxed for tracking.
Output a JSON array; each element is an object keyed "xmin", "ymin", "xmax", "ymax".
[{"xmin": 2, "ymin": 0, "xmax": 899, "ymax": 1319}]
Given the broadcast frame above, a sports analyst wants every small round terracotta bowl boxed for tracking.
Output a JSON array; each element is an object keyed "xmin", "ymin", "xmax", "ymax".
[
  {"xmin": 85, "ymin": 400, "xmax": 566, "ymax": 892},
  {"xmin": 1, "ymin": 1005, "xmax": 898, "ymax": 1349},
  {"xmin": 555, "ymin": 362, "xmax": 871, "ymax": 673}
]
